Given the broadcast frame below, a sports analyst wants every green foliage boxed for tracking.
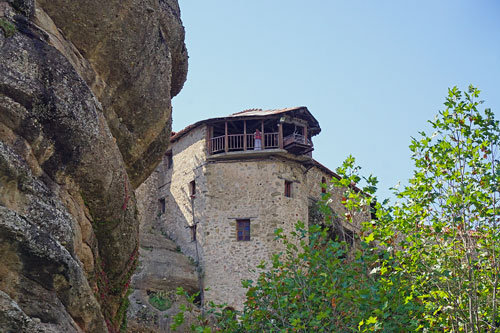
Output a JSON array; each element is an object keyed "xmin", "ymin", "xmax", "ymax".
[
  {"xmin": 385, "ymin": 85, "xmax": 500, "ymax": 331},
  {"xmin": 174, "ymin": 86, "xmax": 499, "ymax": 332},
  {"xmin": 117, "ymin": 288, "xmax": 132, "ymax": 332},
  {"xmin": 149, "ymin": 291, "xmax": 173, "ymax": 311},
  {"xmin": 0, "ymin": 18, "xmax": 16, "ymax": 37},
  {"xmin": 175, "ymin": 158, "xmax": 417, "ymax": 331}
]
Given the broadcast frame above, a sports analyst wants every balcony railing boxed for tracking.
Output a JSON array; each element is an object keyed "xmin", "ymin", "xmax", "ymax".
[
  {"xmin": 211, "ymin": 135, "xmax": 225, "ymax": 153},
  {"xmin": 228, "ymin": 134, "xmax": 244, "ymax": 151},
  {"xmin": 283, "ymin": 133, "xmax": 312, "ymax": 147},
  {"xmin": 264, "ymin": 133, "xmax": 279, "ymax": 148},
  {"xmin": 246, "ymin": 134, "xmax": 255, "ymax": 149},
  {"xmin": 210, "ymin": 132, "xmax": 279, "ymax": 154},
  {"xmin": 209, "ymin": 131, "xmax": 312, "ymax": 155}
]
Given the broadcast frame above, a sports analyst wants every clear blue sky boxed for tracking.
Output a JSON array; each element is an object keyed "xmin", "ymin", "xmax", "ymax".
[{"xmin": 172, "ymin": 1, "xmax": 500, "ymax": 201}]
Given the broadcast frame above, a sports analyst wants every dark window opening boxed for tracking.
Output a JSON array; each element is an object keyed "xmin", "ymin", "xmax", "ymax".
[
  {"xmin": 159, "ymin": 198, "xmax": 166, "ymax": 214},
  {"xmin": 284, "ymin": 180, "xmax": 292, "ymax": 198},
  {"xmin": 166, "ymin": 151, "xmax": 173, "ymax": 169},
  {"xmin": 189, "ymin": 224, "xmax": 197, "ymax": 242},
  {"xmin": 321, "ymin": 177, "xmax": 327, "ymax": 194},
  {"xmin": 237, "ymin": 219, "xmax": 251, "ymax": 241},
  {"xmin": 370, "ymin": 201, "xmax": 377, "ymax": 221},
  {"xmin": 189, "ymin": 180, "xmax": 196, "ymax": 198}
]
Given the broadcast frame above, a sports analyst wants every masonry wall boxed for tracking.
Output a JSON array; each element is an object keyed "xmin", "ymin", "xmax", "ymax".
[
  {"xmin": 305, "ymin": 166, "xmax": 368, "ymax": 234},
  {"xmin": 158, "ymin": 126, "xmax": 208, "ymax": 264},
  {"xmin": 200, "ymin": 158, "xmax": 311, "ymax": 308},
  {"xmin": 159, "ymin": 128, "xmax": 371, "ymax": 310}
]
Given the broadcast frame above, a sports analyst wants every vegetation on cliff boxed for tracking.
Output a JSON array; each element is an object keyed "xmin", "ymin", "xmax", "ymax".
[{"xmin": 175, "ymin": 86, "xmax": 500, "ymax": 332}]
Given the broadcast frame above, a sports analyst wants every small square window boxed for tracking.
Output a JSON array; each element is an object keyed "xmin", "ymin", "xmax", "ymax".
[
  {"xmin": 189, "ymin": 224, "xmax": 197, "ymax": 242},
  {"xmin": 284, "ymin": 180, "xmax": 292, "ymax": 198},
  {"xmin": 189, "ymin": 180, "xmax": 196, "ymax": 198},
  {"xmin": 159, "ymin": 198, "xmax": 166, "ymax": 214},
  {"xmin": 236, "ymin": 219, "xmax": 251, "ymax": 241}
]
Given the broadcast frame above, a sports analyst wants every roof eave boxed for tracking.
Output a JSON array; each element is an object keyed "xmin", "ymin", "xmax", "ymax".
[{"xmin": 171, "ymin": 106, "xmax": 322, "ymax": 142}]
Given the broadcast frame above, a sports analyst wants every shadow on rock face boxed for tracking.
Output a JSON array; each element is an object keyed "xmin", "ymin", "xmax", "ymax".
[
  {"xmin": 0, "ymin": 0, "xmax": 187, "ymax": 331},
  {"xmin": 37, "ymin": 0, "xmax": 188, "ymax": 188}
]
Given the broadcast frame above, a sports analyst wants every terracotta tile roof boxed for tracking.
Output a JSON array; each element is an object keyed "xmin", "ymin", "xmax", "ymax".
[{"xmin": 229, "ymin": 107, "xmax": 305, "ymax": 117}]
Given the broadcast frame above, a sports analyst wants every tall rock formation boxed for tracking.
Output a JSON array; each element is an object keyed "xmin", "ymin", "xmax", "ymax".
[
  {"xmin": 126, "ymin": 171, "xmax": 200, "ymax": 332},
  {"xmin": 0, "ymin": 0, "xmax": 187, "ymax": 331}
]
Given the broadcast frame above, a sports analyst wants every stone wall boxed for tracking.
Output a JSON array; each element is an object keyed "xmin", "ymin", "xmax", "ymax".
[
  {"xmin": 201, "ymin": 157, "xmax": 310, "ymax": 308},
  {"xmin": 305, "ymin": 166, "xmax": 368, "ymax": 234},
  {"xmin": 127, "ymin": 166, "xmax": 199, "ymax": 332},
  {"xmin": 158, "ymin": 126, "xmax": 208, "ymax": 265},
  {"xmin": 158, "ymin": 126, "xmax": 371, "ymax": 311}
]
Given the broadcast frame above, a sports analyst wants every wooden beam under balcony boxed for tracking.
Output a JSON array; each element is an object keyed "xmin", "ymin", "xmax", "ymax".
[{"xmin": 278, "ymin": 123, "xmax": 284, "ymax": 149}]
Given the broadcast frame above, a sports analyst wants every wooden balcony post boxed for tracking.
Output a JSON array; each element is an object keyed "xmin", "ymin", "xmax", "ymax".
[
  {"xmin": 243, "ymin": 120, "xmax": 247, "ymax": 151},
  {"xmin": 261, "ymin": 120, "xmax": 265, "ymax": 149},
  {"xmin": 304, "ymin": 126, "xmax": 308, "ymax": 144},
  {"xmin": 278, "ymin": 123, "xmax": 284, "ymax": 149},
  {"xmin": 225, "ymin": 121, "xmax": 228, "ymax": 153}
]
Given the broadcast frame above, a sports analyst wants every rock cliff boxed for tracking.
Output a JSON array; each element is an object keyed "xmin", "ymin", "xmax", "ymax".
[
  {"xmin": 0, "ymin": 0, "xmax": 187, "ymax": 331},
  {"xmin": 126, "ymin": 171, "xmax": 199, "ymax": 332}
]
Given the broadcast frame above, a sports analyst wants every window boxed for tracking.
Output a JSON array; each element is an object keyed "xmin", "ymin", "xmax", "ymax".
[
  {"xmin": 165, "ymin": 151, "xmax": 173, "ymax": 169},
  {"xmin": 284, "ymin": 180, "xmax": 292, "ymax": 198},
  {"xmin": 321, "ymin": 177, "xmax": 327, "ymax": 194},
  {"xmin": 189, "ymin": 224, "xmax": 197, "ymax": 242},
  {"xmin": 159, "ymin": 198, "xmax": 166, "ymax": 214},
  {"xmin": 236, "ymin": 219, "xmax": 251, "ymax": 241},
  {"xmin": 189, "ymin": 180, "xmax": 196, "ymax": 198}
]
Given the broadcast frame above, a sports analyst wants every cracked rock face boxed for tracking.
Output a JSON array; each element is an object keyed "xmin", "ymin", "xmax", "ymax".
[
  {"xmin": 0, "ymin": 0, "xmax": 187, "ymax": 331},
  {"xmin": 36, "ymin": 0, "xmax": 188, "ymax": 188}
]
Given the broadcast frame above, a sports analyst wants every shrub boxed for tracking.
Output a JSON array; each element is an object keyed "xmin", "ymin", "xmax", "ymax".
[{"xmin": 149, "ymin": 291, "xmax": 173, "ymax": 311}]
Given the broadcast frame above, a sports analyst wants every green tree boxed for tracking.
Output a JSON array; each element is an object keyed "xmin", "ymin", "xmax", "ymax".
[
  {"xmin": 174, "ymin": 86, "xmax": 499, "ymax": 332},
  {"xmin": 381, "ymin": 85, "xmax": 500, "ymax": 331},
  {"xmin": 175, "ymin": 158, "xmax": 418, "ymax": 332}
]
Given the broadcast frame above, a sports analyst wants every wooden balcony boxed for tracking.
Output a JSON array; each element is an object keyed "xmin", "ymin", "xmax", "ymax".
[
  {"xmin": 283, "ymin": 133, "xmax": 314, "ymax": 155},
  {"xmin": 209, "ymin": 130, "xmax": 312, "ymax": 156},
  {"xmin": 210, "ymin": 132, "xmax": 279, "ymax": 154}
]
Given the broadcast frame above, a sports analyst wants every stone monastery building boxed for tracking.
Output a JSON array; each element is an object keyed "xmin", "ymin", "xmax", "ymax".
[{"xmin": 155, "ymin": 107, "xmax": 363, "ymax": 309}]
